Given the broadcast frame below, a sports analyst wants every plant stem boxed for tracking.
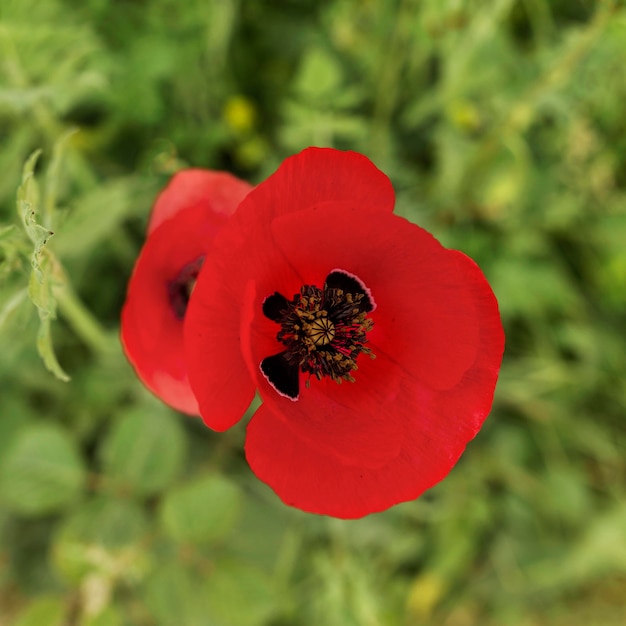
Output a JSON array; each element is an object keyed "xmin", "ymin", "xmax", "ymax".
[{"xmin": 54, "ymin": 280, "xmax": 113, "ymax": 356}]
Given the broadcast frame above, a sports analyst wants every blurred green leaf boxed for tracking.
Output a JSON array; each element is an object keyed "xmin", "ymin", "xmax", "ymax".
[
  {"xmin": 142, "ymin": 563, "xmax": 209, "ymax": 626},
  {"xmin": 142, "ymin": 559, "xmax": 276, "ymax": 626},
  {"xmin": 293, "ymin": 47, "xmax": 343, "ymax": 100},
  {"xmin": 52, "ymin": 178, "xmax": 153, "ymax": 259},
  {"xmin": 160, "ymin": 474, "xmax": 242, "ymax": 545},
  {"xmin": 100, "ymin": 408, "xmax": 187, "ymax": 497},
  {"xmin": 567, "ymin": 503, "xmax": 626, "ymax": 578},
  {"xmin": 13, "ymin": 596, "xmax": 65, "ymax": 626},
  {"xmin": 205, "ymin": 560, "xmax": 277, "ymax": 626},
  {"xmin": 491, "ymin": 257, "xmax": 581, "ymax": 318},
  {"xmin": 0, "ymin": 394, "xmax": 33, "ymax": 459},
  {"xmin": 52, "ymin": 496, "xmax": 149, "ymax": 584},
  {"xmin": 0, "ymin": 423, "xmax": 86, "ymax": 516}
]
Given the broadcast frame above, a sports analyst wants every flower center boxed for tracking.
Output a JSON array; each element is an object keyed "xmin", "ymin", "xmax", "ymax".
[
  {"xmin": 168, "ymin": 256, "xmax": 204, "ymax": 320},
  {"xmin": 260, "ymin": 269, "xmax": 376, "ymax": 400},
  {"xmin": 308, "ymin": 316, "xmax": 335, "ymax": 346}
]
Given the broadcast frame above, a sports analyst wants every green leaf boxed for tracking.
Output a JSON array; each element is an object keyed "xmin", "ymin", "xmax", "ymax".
[
  {"xmin": 52, "ymin": 178, "xmax": 153, "ymax": 259},
  {"xmin": 17, "ymin": 150, "xmax": 52, "ymax": 274},
  {"xmin": 52, "ymin": 496, "xmax": 149, "ymax": 584},
  {"xmin": 16, "ymin": 149, "xmax": 69, "ymax": 381},
  {"xmin": 101, "ymin": 408, "xmax": 187, "ymax": 497},
  {"xmin": 293, "ymin": 47, "xmax": 343, "ymax": 100},
  {"xmin": 29, "ymin": 255, "xmax": 70, "ymax": 381},
  {"xmin": 142, "ymin": 564, "xmax": 209, "ymax": 626},
  {"xmin": 0, "ymin": 394, "xmax": 33, "ymax": 459},
  {"xmin": 566, "ymin": 503, "xmax": 626, "ymax": 577},
  {"xmin": 0, "ymin": 423, "xmax": 86, "ymax": 516},
  {"xmin": 35, "ymin": 315, "xmax": 70, "ymax": 382},
  {"xmin": 143, "ymin": 560, "xmax": 275, "ymax": 626},
  {"xmin": 205, "ymin": 561, "xmax": 276, "ymax": 626},
  {"xmin": 160, "ymin": 474, "xmax": 242, "ymax": 545},
  {"xmin": 491, "ymin": 258, "xmax": 581, "ymax": 319},
  {"xmin": 14, "ymin": 596, "xmax": 66, "ymax": 626}
]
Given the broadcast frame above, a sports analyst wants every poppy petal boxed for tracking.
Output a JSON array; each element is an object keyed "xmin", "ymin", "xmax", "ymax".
[
  {"xmin": 121, "ymin": 205, "xmax": 216, "ymax": 414},
  {"xmin": 122, "ymin": 169, "xmax": 251, "ymax": 414},
  {"xmin": 245, "ymin": 264, "xmax": 503, "ymax": 519},
  {"xmin": 185, "ymin": 221, "xmax": 304, "ymax": 429},
  {"xmin": 184, "ymin": 148, "xmax": 395, "ymax": 427},
  {"xmin": 248, "ymin": 315, "xmax": 406, "ymax": 467},
  {"xmin": 205, "ymin": 148, "xmax": 395, "ymax": 275},
  {"xmin": 268, "ymin": 204, "xmax": 482, "ymax": 390},
  {"xmin": 243, "ymin": 147, "xmax": 395, "ymax": 220},
  {"xmin": 189, "ymin": 250, "xmax": 407, "ymax": 466},
  {"xmin": 148, "ymin": 169, "xmax": 251, "ymax": 234},
  {"xmin": 430, "ymin": 250, "xmax": 505, "ymax": 435},
  {"xmin": 177, "ymin": 148, "xmax": 504, "ymax": 518},
  {"xmin": 244, "ymin": 237, "xmax": 504, "ymax": 517},
  {"xmin": 244, "ymin": 401, "xmax": 447, "ymax": 519},
  {"xmin": 183, "ymin": 268, "xmax": 258, "ymax": 430}
]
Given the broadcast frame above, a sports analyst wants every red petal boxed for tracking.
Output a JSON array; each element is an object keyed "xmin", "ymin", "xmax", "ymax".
[
  {"xmin": 429, "ymin": 250, "xmax": 505, "ymax": 436},
  {"xmin": 123, "ymin": 169, "xmax": 250, "ymax": 414},
  {"xmin": 183, "ymin": 227, "xmax": 303, "ymax": 429},
  {"xmin": 239, "ymin": 147, "xmax": 395, "ymax": 224},
  {"xmin": 243, "ymin": 302, "xmax": 405, "ymax": 467},
  {"xmin": 241, "ymin": 208, "xmax": 504, "ymax": 518},
  {"xmin": 244, "ymin": 401, "xmax": 451, "ymax": 519},
  {"xmin": 207, "ymin": 148, "xmax": 395, "ymax": 278},
  {"xmin": 190, "ymin": 210, "xmax": 407, "ymax": 464},
  {"xmin": 184, "ymin": 148, "xmax": 392, "ymax": 429},
  {"xmin": 148, "ymin": 169, "xmax": 252, "ymax": 234},
  {"xmin": 183, "ymin": 263, "xmax": 258, "ymax": 431},
  {"xmin": 244, "ymin": 257, "xmax": 503, "ymax": 518},
  {"xmin": 269, "ymin": 204, "xmax": 481, "ymax": 390},
  {"xmin": 235, "ymin": 202, "xmax": 503, "ymax": 474},
  {"xmin": 122, "ymin": 204, "xmax": 221, "ymax": 414},
  {"xmin": 180, "ymin": 149, "xmax": 504, "ymax": 516}
]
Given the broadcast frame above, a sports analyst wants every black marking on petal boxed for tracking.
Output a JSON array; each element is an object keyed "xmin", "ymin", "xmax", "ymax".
[
  {"xmin": 325, "ymin": 269, "xmax": 375, "ymax": 312},
  {"xmin": 262, "ymin": 292, "xmax": 290, "ymax": 322},
  {"xmin": 260, "ymin": 352, "xmax": 299, "ymax": 400},
  {"xmin": 167, "ymin": 256, "xmax": 205, "ymax": 320},
  {"xmin": 260, "ymin": 271, "xmax": 376, "ymax": 398}
]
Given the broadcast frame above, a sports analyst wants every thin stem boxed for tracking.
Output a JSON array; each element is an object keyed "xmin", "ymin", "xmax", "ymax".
[
  {"xmin": 54, "ymin": 280, "xmax": 113, "ymax": 356},
  {"xmin": 0, "ymin": 287, "xmax": 28, "ymax": 328}
]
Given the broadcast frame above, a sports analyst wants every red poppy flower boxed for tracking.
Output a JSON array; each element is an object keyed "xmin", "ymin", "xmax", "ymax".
[
  {"xmin": 121, "ymin": 169, "xmax": 252, "ymax": 415},
  {"xmin": 184, "ymin": 148, "xmax": 504, "ymax": 518}
]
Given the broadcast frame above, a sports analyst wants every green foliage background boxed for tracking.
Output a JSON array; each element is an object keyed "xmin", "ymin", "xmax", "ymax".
[{"xmin": 1, "ymin": 0, "xmax": 625, "ymax": 624}]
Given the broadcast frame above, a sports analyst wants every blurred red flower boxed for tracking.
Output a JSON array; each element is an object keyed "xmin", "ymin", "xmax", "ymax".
[
  {"xmin": 184, "ymin": 148, "xmax": 505, "ymax": 518},
  {"xmin": 121, "ymin": 169, "xmax": 252, "ymax": 414}
]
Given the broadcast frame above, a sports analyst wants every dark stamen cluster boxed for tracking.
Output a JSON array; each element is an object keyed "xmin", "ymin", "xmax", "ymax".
[
  {"xmin": 278, "ymin": 285, "xmax": 373, "ymax": 383},
  {"xmin": 168, "ymin": 256, "xmax": 204, "ymax": 319},
  {"xmin": 260, "ymin": 270, "xmax": 375, "ymax": 400}
]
